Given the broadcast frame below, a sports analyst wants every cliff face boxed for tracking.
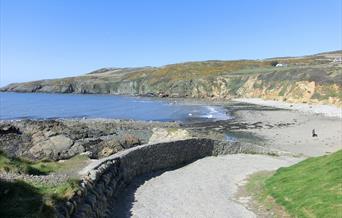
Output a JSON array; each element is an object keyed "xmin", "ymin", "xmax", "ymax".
[{"xmin": 1, "ymin": 51, "xmax": 342, "ymax": 106}]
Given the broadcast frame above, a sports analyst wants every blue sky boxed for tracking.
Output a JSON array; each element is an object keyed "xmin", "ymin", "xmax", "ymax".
[{"xmin": 1, "ymin": 0, "xmax": 341, "ymax": 86}]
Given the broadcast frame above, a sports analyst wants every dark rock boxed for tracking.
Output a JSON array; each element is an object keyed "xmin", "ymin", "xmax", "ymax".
[{"xmin": 0, "ymin": 125, "xmax": 21, "ymax": 135}]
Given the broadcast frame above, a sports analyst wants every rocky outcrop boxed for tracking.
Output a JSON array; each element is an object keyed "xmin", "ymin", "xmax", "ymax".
[
  {"xmin": 29, "ymin": 134, "xmax": 74, "ymax": 160},
  {"xmin": 57, "ymin": 138, "xmax": 273, "ymax": 218},
  {"xmin": 0, "ymin": 119, "xmax": 179, "ymax": 161}
]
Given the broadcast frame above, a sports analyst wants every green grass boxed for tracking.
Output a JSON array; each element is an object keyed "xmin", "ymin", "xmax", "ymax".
[
  {"xmin": 124, "ymin": 60, "xmax": 277, "ymax": 82},
  {"xmin": 0, "ymin": 151, "xmax": 90, "ymax": 176},
  {"xmin": 0, "ymin": 151, "xmax": 83, "ymax": 217},
  {"xmin": 246, "ymin": 171, "xmax": 274, "ymax": 205},
  {"xmin": 265, "ymin": 150, "xmax": 342, "ymax": 218},
  {"xmin": 278, "ymin": 81, "xmax": 290, "ymax": 96},
  {"xmin": 316, "ymin": 85, "xmax": 342, "ymax": 100},
  {"xmin": 31, "ymin": 154, "xmax": 90, "ymax": 176},
  {"xmin": 227, "ymin": 77, "xmax": 246, "ymax": 94},
  {"xmin": 0, "ymin": 179, "xmax": 79, "ymax": 218},
  {"xmin": 0, "ymin": 151, "xmax": 47, "ymax": 175}
]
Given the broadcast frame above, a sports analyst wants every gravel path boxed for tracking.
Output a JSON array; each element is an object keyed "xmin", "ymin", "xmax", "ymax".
[{"xmin": 111, "ymin": 154, "xmax": 300, "ymax": 218}]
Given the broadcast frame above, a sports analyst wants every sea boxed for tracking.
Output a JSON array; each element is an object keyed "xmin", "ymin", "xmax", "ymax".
[{"xmin": 0, "ymin": 92, "xmax": 231, "ymax": 122}]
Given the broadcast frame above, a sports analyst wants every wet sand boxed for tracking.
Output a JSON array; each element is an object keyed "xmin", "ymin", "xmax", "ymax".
[
  {"xmin": 234, "ymin": 98, "xmax": 341, "ymax": 118},
  {"xmin": 234, "ymin": 109, "xmax": 342, "ymax": 157}
]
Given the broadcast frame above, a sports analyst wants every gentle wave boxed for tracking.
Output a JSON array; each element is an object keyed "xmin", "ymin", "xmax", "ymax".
[
  {"xmin": 0, "ymin": 92, "xmax": 231, "ymax": 122},
  {"xmin": 199, "ymin": 106, "xmax": 231, "ymax": 120}
]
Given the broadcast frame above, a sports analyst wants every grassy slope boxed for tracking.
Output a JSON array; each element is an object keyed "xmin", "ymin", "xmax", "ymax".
[
  {"xmin": 0, "ymin": 150, "xmax": 46, "ymax": 175},
  {"xmin": 0, "ymin": 151, "xmax": 89, "ymax": 176},
  {"xmin": 0, "ymin": 179, "xmax": 79, "ymax": 218},
  {"xmin": 265, "ymin": 150, "xmax": 342, "ymax": 217},
  {"xmin": 2, "ymin": 51, "xmax": 341, "ymax": 88},
  {"xmin": 0, "ymin": 180, "xmax": 78, "ymax": 218},
  {"xmin": 104, "ymin": 51, "xmax": 341, "ymax": 83},
  {"xmin": 0, "ymin": 151, "xmax": 83, "ymax": 217}
]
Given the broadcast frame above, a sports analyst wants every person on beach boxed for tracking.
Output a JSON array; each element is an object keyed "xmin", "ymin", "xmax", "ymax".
[{"xmin": 312, "ymin": 129, "xmax": 318, "ymax": 137}]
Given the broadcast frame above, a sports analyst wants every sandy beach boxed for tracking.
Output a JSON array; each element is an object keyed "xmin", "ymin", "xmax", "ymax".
[
  {"xmin": 233, "ymin": 100, "xmax": 342, "ymax": 157},
  {"xmin": 234, "ymin": 98, "xmax": 342, "ymax": 118}
]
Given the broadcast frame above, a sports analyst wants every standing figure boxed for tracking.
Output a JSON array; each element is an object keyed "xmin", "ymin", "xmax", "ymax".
[{"xmin": 312, "ymin": 129, "xmax": 318, "ymax": 137}]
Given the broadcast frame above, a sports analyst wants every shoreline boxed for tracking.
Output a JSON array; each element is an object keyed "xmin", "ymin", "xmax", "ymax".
[
  {"xmin": 0, "ymin": 92, "xmax": 233, "ymax": 122},
  {"xmin": 233, "ymin": 98, "xmax": 342, "ymax": 118},
  {"xmin": 2, "ymin": 91, "xmax": 341, "ymax": 118},
  {"xmin": 2, "ymin": 99, "xmax": 340, "ymax": 159}
]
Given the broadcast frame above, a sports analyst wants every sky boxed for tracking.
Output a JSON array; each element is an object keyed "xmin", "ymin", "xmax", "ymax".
[{"xmin": 0, "ymin": 0, "xmax": 341, "ymax": 86}]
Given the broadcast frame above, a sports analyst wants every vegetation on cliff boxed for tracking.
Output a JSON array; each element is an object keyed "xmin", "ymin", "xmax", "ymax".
[{"xmin": 1, "ymin": 50, "xmax": 341, "ymax": 106}]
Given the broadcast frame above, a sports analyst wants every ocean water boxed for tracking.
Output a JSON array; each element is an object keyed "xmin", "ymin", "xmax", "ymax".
[{"xmin": 0, "ymin": 92, "xmax": 230, "ymax": 122}]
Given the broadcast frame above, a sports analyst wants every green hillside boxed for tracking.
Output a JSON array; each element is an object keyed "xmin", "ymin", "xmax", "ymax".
[{"xmin": 265, "ymin": 150, "xmax": 342, "ymax": 217}]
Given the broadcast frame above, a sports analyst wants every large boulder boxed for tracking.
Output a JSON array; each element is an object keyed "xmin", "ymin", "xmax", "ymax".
[
  {"xmin": 118, "ymin": 133, "xmax": 141, "ymax": 149},
  {"xmin": 29, "ymin": 135, "xmax": 74, "ymax": 160},
  {"xmin": 148, "ymin": 128, "xmax": 191, "ymax": 144}
]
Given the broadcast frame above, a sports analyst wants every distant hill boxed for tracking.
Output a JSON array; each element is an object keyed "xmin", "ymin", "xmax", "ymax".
[{"xmin": 1, "ymin": 51, "xmax": 342, "ymax": 106}]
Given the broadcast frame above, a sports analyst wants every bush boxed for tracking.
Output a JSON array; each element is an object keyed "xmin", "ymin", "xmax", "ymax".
[{"xmin": 270, "ymin": 60, "xmax": 279, "ymax": 67}]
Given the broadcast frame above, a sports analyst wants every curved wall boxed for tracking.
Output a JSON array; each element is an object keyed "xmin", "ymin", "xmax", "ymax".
[{"xmin": 57, "ymin": 138, "xmax": 269, "ymax": 218}]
